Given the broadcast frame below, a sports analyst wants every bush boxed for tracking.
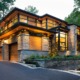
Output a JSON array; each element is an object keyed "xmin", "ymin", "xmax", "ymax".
[
  {"xmin": 24, "ymin": 57, "xmax": 40, "ymax": 67},
  {"xmin": 24, "ymin": 54, "xmax": 80, "ymax": 63}
]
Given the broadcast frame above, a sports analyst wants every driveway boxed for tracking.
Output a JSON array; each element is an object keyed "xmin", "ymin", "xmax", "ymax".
[{"xmin": 0, "ymin": 61, "xmax": 80, "ymax": 80}]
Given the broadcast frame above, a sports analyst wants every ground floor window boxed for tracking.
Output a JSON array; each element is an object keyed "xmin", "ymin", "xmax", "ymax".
[
  {"xmin": 29, "ymin": 36, "xmax": 49, "ymax": 51},
  {"xmin": 30, "ymin": 36, "xmax": 42, "ymax": 50},
  {"xmin": 56, "ymin": 31, "xmax": 67, "ymax": 51}
]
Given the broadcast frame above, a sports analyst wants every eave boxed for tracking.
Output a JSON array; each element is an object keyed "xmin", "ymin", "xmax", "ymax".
[{"xmin": 0, "ymin": 22, "xmax": 56, "ymax": 39}]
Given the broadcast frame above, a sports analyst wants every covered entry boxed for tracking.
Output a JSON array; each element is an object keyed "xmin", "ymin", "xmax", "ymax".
[
  {"xmin": 0, "ymin": 47, "xmax": 2, "ymax": 60},
  {"xmin": 9, "ymin": 43, "xmax": 18, "ymax": 61}
]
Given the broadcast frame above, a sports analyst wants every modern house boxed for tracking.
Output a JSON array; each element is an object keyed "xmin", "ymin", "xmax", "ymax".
[{"xmin": 0, "ymin": 7, "xmax": 79, "ymax": 62}]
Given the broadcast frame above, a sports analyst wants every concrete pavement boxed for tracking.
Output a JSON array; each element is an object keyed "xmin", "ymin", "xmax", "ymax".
[{"xmin": 0, "ymin": 61, "xmax": 80, "ymax": 80}]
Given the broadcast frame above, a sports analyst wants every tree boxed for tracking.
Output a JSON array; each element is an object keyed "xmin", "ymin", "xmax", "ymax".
[
  {"xmin": 74, "ymin": 0, "xmax": 80, "ymax": 8},
  {"xmin": 0, "ymin": 0, "xmax": 15, "ymax": 20},
  {"xmin": 65, "ymin": 0, "xmax": 80, "ymax": 26},
  {"xmin": 65, "ymin": 8, "xmax": 80, "ymax": 26},
  {"xmin": 25, "ymin": 5, "xmax": 38, "ymax": 14}
]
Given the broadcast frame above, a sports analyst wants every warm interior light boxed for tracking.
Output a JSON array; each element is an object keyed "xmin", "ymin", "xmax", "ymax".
[{"xmin": 4, "ymin": 40, "xmax": 8, "ymax": 44}]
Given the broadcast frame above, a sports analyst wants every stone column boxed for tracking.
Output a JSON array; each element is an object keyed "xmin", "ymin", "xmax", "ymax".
[
  {"xmin": 67, "ymin": 25, "xmax": 77, "ymax": 55},
  {"xmin": 49, "ymin": 35, "xmax": 52, "ymax": 53},
  {"xmin": 2, "ymin": 43, "xmax": 9, "ymax": 61},
  {"xmin": 42, "ymin": 36, "xmax": 49, "ymax": 51},
  {"xmin": 49, "ymin": 34, "xmax": 57, "ymax": 56},
  {"xmin": 17, "ymin": 31, "xmax": 29, "ymax": 61}
]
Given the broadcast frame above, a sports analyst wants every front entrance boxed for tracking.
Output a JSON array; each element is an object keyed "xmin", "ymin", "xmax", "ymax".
[
  {"xmin": 9, "ymin": 43, "xmax": 18, "ymax": 61},
  {"xmin": 0, "ymin": 47, "xmax": 2, "ymax": 60}
]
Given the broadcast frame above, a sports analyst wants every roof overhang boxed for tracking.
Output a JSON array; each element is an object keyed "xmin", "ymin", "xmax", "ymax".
[{"xmin": 0, "ymin": 22, "xmax": 55, "ymax": 39}]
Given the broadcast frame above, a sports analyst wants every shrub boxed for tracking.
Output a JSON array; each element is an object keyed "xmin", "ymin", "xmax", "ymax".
[{"xmin": 24, "ymin": 54, "xmax": 80, "ymax": 63}]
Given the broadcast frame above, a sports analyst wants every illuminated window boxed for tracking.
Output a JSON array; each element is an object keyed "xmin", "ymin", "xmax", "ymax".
[
  {"xmin": 30, "ymin": 36, "xmax": 42, "ymax": 50},
  {"xmin": 4, "ymin": 24, "xmax": 7, "ymax": 30},
  {"xmin": 47, "ymin": 19, "xmax": 58, "ymax": 29},
  {"xmin": 8, "ymin": 21, "xmax": 13, "ymax": 28},
  {"xmin": 77, "ymin": 29, "xmax": 80, "ymax": 35},
  {"xmin": 56, "ymin": 32, "xmax": 67, "ymax": 51},
  {"xmin": 20, "ymin": 15, "xmax": 27, "ymax": 23},
  {"xmin": 42, "ymin": 19, "xmax": 46, "ymax": 29},
  {"xmin": 37, "ymin": 20, "xmax": 42, "ymax": 27},
  {"xmin": 48, "ymin": 19, "xmax": 54, "ymax": 29},
  {"xmin": 7, "ymin": 15, "xmax": 18, "ymax": 28},
  {"xmin": 28, "ymin": 17, "xmax": 36, "ymax": 26}
]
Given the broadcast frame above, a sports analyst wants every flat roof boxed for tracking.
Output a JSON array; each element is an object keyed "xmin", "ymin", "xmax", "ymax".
[{"xmin": 0, "ymin": 7, "xmax": 68, "ymax": 25}]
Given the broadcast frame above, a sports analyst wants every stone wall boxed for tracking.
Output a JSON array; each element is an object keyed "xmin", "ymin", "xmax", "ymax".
[
  {"xmin": 18, "ymin": 50, "xmax": 48, "ymax": 61},
  {"xmin": 68, "ymin": 25, "xmax": 77, "ymax": 55},
  {"xmin": 35, "ymin": 60, "xmax": 80, "ymax": 70},
  {"xmin": 2, "ymin": 44, "xmax": 9, "ymax": 60}
]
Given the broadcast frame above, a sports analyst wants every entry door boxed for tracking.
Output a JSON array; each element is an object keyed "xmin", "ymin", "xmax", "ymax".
[
  {"xmin": 0, "ymin": 47, "xmax": 2, "ymax": 60},
  {"xmin": 9, "ymin": 43, "xmax": 18, "ymax": 61}
]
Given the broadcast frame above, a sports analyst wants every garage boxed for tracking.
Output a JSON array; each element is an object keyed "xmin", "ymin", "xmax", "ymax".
[
  {"xmin": 0, "ymin": 47, "xmax": 2, "ymax": 60},
  {"xmin": 9, "ymin": 43, "xmax": 18, "ymax": 61}
]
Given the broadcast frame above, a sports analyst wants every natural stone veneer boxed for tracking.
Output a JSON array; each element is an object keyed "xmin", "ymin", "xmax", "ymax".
[
  {"xmin": 2, "ymin": 43, "xmax": 9, "ymax": 60},
  {"xmin": 68, "ymin": 25, "xmax": 77, "ymax": 55},
  {"xmin": 19, "ymin": 50, "xmax": 48, "ymax": 61},
  {"xmin": 35, "ymin": 60, "xmax": 80, "ymax": 70}
]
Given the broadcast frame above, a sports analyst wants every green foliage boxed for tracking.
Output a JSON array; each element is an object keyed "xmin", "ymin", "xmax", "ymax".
[
  {"xmin": 24, "ymin": 57, "xmax": 40, "ymax": 67},
  {"xmin": 25, "ymin": 5, "xmax": 38, "ymax": 14},
  {"xmin": 24, "ymin": 54, "xmax": 80, "ymax": 61},
  {"xmin": 52, "ymin": 55, "xmax": 80, "ymax": 60},
  {"xmin": 65, "ymin": 0, "xmax": 80, "ymax": 26},
  {"xmin": 0, "ymin": 0, "xmax": 15, "ymax": 19},
  {"xmin": 74, "ymin": 0, "xmax": 80, "ymax": 8},
  {"xmin": 65, "ymin": 8, "xmax": 80, "ymax": 26}
]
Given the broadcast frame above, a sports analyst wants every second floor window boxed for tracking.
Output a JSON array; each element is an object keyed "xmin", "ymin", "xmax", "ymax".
[{"xmin": 20, "ymin": 15, "xmax": 28, "ymax": 23}]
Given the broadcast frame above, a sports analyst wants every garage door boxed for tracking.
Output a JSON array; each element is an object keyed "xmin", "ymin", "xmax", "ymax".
[
  {"xmin": 0, "ymin": 47, "xmax": 2, "ymax": 60},
  {"xmin": 9, "ymin": 43, "xmax": 18, "ymax": 62}
]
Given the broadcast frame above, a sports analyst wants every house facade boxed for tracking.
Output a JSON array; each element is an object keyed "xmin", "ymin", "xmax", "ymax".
[{"xmin": 0, "ymin": 8, "xmax": 79, "ymax": 62}]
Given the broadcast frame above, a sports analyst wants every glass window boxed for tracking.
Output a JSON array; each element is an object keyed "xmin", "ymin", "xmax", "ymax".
[
  {"xmin": 42, "ymin": 19, "xmax": 46, "ymax": 29},
  {"xmin": 42, "ymin": 20, "xmax": 46, "ymax": 23},
  {"xmin": 47, "ymin": 19, "xmax": 58, "ymax": 29},
  {"xmin": 56, "ymin": 31, "xmax": 67, "ymax": 51},
  {"xmin": 37, "ymin": 20, "xmax": 42, "ymax": 27},
  {"xmin": 7, "ymin": 15, "xmax": 18, "ymax": 28},
  {"xmin": 4, "ymin": 24, "xmax": 7, "ymax": 30},
  {"xmin": 60, "ymin": 32, "xmax": 67, "ymax": 51},
  {"xmin": 20, "ymin": 15, "xmax": 27, "ymax": 23},
  {"xmin": 77, "ymin": 29, "xmax": 80, "ymax": 35},
  {"xmin": 28, "ymin": 17, "xmax": 36, "ymax": 26},
  {"xmin": 28, "ymin": 17, "xmax": 35, "ymax": 22},
  {"xmin": 30, "ymin": 36, "xmax": 42, "ymax": 50},
  {"xmin": 8, "ymin": 21, "xmax": 12, "ymax": 28}
]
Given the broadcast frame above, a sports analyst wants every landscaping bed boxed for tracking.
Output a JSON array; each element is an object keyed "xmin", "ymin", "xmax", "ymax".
[{"xmin": 23, "ymin": 55, "xmax": 80, "ymax": 69}]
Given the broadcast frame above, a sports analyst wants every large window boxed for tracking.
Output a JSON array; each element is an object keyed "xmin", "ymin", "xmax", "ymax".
[
  {"xmin": 3, "ymin": 15, "xmax": 18, "ymax": 31},
  {"xmin": 48, "ymin": 19, "xmax": 58, "ymax": 29},
  {"xmin": 20, "ymin": 15, "xmax": 28, "ymax": 23},
  {"xmin": 30, "ymin": 36, "xmax": 42, "ymax": 50},
  {"xmin": 56, "ymin": 31, "xmax": 67, "ymax": 51},
  {"xmin": 37, "ymin": 20, "xmax": 42, "ymax": 27},
  {"xmin": 60, "ymin": 32, "xmax": 67, "ymax": 51},
  {"xmin": 20, "ymin": 15, "xmax": 37, "ymax": 26},
  {"xmin": 42, "ymin": 19, "xmax": 46, "ymax": 29},
  {"xmin": 28, "ymin": 17, "xmax": 36, "ymax": 26}
]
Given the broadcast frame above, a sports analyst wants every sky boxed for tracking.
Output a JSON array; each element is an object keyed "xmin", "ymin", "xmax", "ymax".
[{"xmin": 13, "ymin": 0, "xmax": 74, "ymax": 20}]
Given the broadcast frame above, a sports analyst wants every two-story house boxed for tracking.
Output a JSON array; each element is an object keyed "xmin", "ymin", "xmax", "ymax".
[{"xmin": 0, "ymin": 7, "xmax": 79, "ymax": 62}]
